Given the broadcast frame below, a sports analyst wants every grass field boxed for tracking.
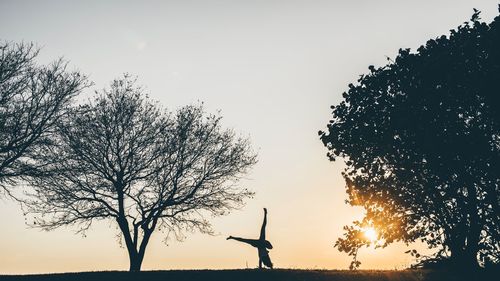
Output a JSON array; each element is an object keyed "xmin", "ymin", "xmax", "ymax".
[{"xmin": 0, "ymin": 269, "xmax": 497, "ymax": 281}]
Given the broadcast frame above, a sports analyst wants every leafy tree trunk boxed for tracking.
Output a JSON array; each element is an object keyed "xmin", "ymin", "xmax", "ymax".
[
  {"xmin": 463, "ymin": 183, "xmax": 481, "ymax": 269},
  {"xmin": 448, "ymin": 182, "xmax": 481, "ymax": 269}
]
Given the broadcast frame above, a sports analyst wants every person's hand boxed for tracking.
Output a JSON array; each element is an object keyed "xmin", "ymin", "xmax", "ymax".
[{"xmin": 226, "ymin": 236, "xmax": 233, "ymax": 240}]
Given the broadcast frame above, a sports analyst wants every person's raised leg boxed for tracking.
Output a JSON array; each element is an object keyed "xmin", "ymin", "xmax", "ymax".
[{"xmin": 259, "ymin": 208, "xmax": 267, "ymax": 240}]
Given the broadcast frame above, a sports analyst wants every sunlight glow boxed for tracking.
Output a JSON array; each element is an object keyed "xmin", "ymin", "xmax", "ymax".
[{"xmin": 363, "ymin": 227, "xmax": 378, "ymax": 242}]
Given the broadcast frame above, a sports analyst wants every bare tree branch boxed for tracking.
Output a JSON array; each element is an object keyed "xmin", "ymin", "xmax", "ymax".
[{"xmin": 0, "ymin": 41, "xmax": 89, "ymax": 196}]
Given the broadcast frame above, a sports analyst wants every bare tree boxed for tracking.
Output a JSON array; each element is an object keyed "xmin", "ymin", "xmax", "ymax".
[
  {"xmin": 25, "ymin": 76, "xmax": 257, "ymax": 271},
  {"xmin": 0, "ymin": 42, "xmax": 88, "ymax": 195}
]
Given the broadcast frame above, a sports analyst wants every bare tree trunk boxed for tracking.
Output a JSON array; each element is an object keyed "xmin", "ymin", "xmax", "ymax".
[
  {"xmin": 129, "ymin": 251, "xmax": 145, "ymax": 271},
  {"xmin": 116, "ymin": 188, "xmax": 145, "ymax": 272},
  {"xmin": 123, "ymin": 220, "xmax": 155, "ymax": 271},
  {"xmin": 117, "ymin": 219, "xmax": 142, "ymax": 271}
]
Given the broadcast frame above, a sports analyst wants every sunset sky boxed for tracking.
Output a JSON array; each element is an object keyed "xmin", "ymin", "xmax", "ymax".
[{"xmin": 0, "ymin": 0, "xmax": 499, "ymax": 274}]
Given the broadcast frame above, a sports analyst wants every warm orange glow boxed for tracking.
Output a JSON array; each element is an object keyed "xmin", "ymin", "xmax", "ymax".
[{"xmin": 363, "ymin": 227, "xmax": 378, "ymax": 242}]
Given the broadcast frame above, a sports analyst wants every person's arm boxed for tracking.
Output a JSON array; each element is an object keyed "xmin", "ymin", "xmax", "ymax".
[
  {"xmin": 259, "ymin": 208, "xmax": 267, "ymax": 240},
  {"xmin": 227, "ymin": 236, "xmax": 257, "ymax": 246}
]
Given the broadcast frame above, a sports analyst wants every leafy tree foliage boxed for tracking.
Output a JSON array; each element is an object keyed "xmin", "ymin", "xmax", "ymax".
[
  {"xmin": 25, "ymin": 76, "xmax": 257, "ymax": 271},
  {"xmin": 0, "ymin": 42, "xmax": 87, "ymax": 195},
  {"xmin": 320, "ymin": 9, "xmax": 500, "ymax": 269}
]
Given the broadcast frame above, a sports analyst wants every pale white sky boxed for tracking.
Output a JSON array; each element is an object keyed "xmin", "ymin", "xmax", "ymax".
[{"xmin": 0, "ymin": 0, "xmax": 498, "ymax": 274}]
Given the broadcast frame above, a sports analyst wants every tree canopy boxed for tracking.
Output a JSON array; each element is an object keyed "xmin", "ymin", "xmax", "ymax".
[
  {"xmin": 320, "ymin": 9, "xmax": 500, "ymax": 269},
  {"xmin": 0, "ymin": 42, "xmax": 88, "ymax": 196},
  {"xmin": 25, "ymin": 76, "xmax": 257, "ymax": 271}
]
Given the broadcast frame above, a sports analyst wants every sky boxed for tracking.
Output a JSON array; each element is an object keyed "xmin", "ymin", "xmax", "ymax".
[{"xmin": 0, "ymin": 0, "xmax": 499, "ymax": 274}]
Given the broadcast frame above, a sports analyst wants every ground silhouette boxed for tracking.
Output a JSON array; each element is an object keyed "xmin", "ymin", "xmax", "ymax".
[{"xmin": 0, "ymin": 269, "xmax": 499, "ymax": 281}]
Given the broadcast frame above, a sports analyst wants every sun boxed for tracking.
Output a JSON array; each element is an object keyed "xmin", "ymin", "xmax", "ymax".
[{"xmin": 363, "ymin": 227, "xmax": 378, "ymax": 242}]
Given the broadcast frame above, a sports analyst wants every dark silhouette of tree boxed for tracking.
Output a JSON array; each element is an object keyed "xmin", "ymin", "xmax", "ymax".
[
  {"xmin": 319, "ymin": 8, "xmax": 500, "ymax": 270},
  {"xmin": 0, "ymin": 42, "xmax": 87, "ymax": 196},
  {"xmin": 24, "ymin": 76, "xmax": 257, "ymax": 271}
]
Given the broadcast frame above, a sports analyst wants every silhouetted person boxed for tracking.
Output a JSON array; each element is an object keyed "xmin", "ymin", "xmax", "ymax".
[{"xmin": 227, "ymin": 208, "xmax": 273, "ymax": 269}]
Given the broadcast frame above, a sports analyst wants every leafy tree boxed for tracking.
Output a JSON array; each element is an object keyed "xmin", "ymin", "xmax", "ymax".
[
  {"xmin": 0, "ymin": 42, "xmax": 87, "ymax": 195},
  {"xmin": 25, "ymin": 76, "xmax": 257, "ymax": 271},
  {"xmin": 319, "ymin": 9, "xmax": 500, "ymax": 269}
]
